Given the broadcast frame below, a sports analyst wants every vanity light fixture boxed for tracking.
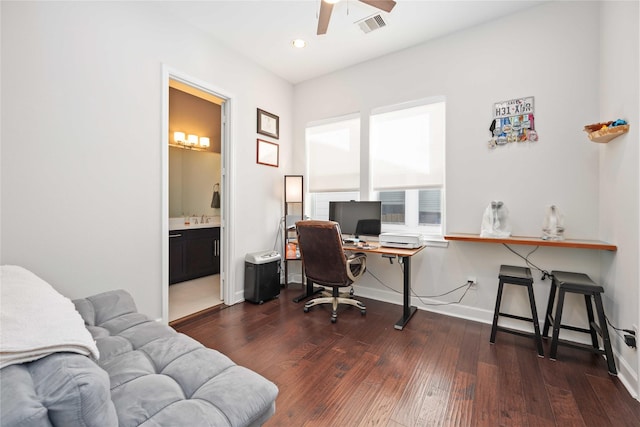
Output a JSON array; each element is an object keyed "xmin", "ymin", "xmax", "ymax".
[
  {"xmin": 187, "ymin": 134, "xmax": 199, "ymax": 146},
  {"xmin": 172, "ymin": 131, "xmax": 211, "ymax": 151},
  {"xmin": 174, "ymin": 131, "xmax": 186, "ymax": 144}
]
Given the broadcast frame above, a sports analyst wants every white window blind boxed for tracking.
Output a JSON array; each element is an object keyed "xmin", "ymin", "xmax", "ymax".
[
  {"xmin": 370, "ymin": 99, "xmax": 445, "ymax": 190},
  {"xmin": 306, "ymin": 115, "xmax": 360, "ymax": 193}
]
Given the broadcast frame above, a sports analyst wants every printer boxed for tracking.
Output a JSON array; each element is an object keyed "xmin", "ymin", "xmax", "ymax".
[{"xmin": 379, "ymin": 232, "xmax": 424, "ymax": 249}]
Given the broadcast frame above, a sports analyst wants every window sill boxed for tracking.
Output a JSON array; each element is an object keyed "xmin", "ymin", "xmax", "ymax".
[{"xmin": 422, "ymin": 236, "xmax": 449, "ymax": 248}]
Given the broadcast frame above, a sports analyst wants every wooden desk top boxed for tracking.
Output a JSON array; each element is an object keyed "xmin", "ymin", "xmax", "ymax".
[
  {"xmin": 444, "ymin": 233, "xmax": 617, "ymax": 251},
  {"xmin": 343, "ymin": 243, "xmax": 426, "ymax": 257}
]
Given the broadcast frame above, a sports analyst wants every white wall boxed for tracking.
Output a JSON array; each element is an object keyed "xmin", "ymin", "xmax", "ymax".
[
  {"xmin": 599, "ymin": 0, "xmax": 640, "ymax": 398},
  {"xmin": 293, "ymin": 1, "xmax": 638, "ymax": 396},
  {"xmin": 1, "ymin": 2, "xmax": 292, "ymax": 317}
]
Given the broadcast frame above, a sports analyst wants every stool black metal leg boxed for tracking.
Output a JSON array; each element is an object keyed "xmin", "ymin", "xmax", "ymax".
[
  {"xmin": 592, "ymin": 293, "xmax": 617, "ymax": 375},
  {"xmin": 543, "ymin": 278, "xmax": 557, "ymax": 338},
  {"xmin": 490, "ymin": 280, "xmax": 505, "ymax": 344},
  {"xmin": 584, "ymin": 294, "xmax": 599, "ymax": 348},
  {"xmin": 526, "ymin": 284, "xmax": 545, "ymax": 357},
  {"xmin": 550, "ymin": 289, "xmax": 566, "ymax": 360}
]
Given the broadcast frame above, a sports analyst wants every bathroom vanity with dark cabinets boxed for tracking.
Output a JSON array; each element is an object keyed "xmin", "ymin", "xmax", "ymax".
[{"xmin": 169, "ymin": 227, "xmax": 220, "ymax": 284}]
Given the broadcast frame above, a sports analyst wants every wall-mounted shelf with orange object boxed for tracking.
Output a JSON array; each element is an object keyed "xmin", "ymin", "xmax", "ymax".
[{"xmin": 584, "ymin": 121, "xmax": 630, "ymax": 143}]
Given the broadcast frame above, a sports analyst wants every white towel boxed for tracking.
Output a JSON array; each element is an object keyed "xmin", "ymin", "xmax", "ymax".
[{"xmin": 0, "ymin": 265, "xmax": 99, "ymax": 369}]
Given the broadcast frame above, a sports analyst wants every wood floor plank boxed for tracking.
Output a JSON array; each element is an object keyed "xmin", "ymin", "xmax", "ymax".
[
  {"xmin": 172, "ymin": 288, "xmax": 640, "ymax": 427},
  {"xmin": 444, "ymin": 370, "xmax": 476, "ymax": 426},
  {"xmin": 414, "ymin": 342, "xmax": 461, "ymax": 425},
  {"xmin": 587, "ymin": 373, "xmax": 640, "ymax": 427},
  {"xmin": 472, "ymin": 362, "xmax": 500, "ymax": 427},
  {"xmin": 456, "ymin": 321, "xmax": 481, "ymax": 375},
  {"xmin": 546, "ymin": 384, "xmax": 586, "ymax": 427},
  {"xmin": 388, "ymin": 329, "xmax": 448, "ymax": 425},
  {"xmin": 513, "ymin": 337, "xmax": 555, "ymax": 423}
]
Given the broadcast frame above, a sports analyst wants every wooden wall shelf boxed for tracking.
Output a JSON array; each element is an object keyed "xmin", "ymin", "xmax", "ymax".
[
  {"xmin": 584, "ymin": 122, "xmax": 629, "ymax": 143},
  {"xmin": 444, "ymin": 233, "xmax": 617, "ymax": 251}
]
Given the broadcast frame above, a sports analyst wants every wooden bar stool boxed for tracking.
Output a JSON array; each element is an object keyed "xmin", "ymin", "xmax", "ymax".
[
  {"xmin": 490, "ymin": 265, "xmax": 544, "ymax": 357},
  {"xmin": 542, "ymin": 271, "xmax": 617, "ymax": 375}
]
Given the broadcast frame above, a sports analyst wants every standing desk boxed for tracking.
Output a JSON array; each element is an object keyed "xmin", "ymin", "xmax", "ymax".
[{"xmin": 293, "ymin": 243, "xmax": 426, "ymax": 330}]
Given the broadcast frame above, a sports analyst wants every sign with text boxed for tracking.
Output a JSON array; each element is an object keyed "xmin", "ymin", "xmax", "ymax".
[{"xmin": 493, "ymin": 96, "xmax": 534, "ymax": 119}]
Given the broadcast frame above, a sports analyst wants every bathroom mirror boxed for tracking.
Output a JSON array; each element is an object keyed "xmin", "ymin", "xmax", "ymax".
[{"xmin": 169, "ymin": 147, "xmax": 221, "ymax": 217}]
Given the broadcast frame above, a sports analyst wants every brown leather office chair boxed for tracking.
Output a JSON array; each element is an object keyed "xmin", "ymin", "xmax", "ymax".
[{"xmin": 296, "ymin": 220, "xmax": 367, "ymax": 323}]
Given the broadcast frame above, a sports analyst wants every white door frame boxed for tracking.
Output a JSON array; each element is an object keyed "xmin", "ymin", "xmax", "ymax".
[{"xmin": 161, "ymin": 65, "xmax": 236, "ymax": 323}]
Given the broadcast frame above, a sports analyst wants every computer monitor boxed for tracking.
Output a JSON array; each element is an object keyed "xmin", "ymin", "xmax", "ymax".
[{"xmin": 328, "ymin": 201, "xmax": 382, "ymax": 238}]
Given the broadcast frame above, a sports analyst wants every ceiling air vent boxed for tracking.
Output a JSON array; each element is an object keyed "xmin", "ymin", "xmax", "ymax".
[{"xmin": 357, "ymin": 13, "xmax": 387, "ymax": 34}]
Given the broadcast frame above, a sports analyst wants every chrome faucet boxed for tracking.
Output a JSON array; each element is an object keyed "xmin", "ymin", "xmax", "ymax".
[{"xmin": 201, "ymin": 214, "xmax": 205, "ymax": 223}]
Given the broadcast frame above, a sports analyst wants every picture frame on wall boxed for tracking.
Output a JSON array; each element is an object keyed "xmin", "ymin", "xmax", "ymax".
[
  {"xmin": 257, "ymin": 139, "xmax": 279, "ymax": 167},
  {"xmin": 257, "ymin": 108, "xmax": 279, "ymax": 139}
]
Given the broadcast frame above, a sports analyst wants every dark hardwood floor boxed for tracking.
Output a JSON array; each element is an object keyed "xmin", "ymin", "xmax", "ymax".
[{"xmin": 174, "ymin": 288, "xmax": 640, "ymax": 426}]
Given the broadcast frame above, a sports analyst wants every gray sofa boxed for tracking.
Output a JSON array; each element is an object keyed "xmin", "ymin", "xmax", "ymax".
[{"xmin": 1, "ymin": 289, "xmax": 278, "ymax": 426}]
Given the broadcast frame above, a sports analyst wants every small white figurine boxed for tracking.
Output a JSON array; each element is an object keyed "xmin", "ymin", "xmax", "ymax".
[
  {"xmin": 480, "ymin": 201, "xmax": 512, "ymax": 238},
  {"xmin": 542, "ymin": 205, "xmax": 565, "ymax": 240}
]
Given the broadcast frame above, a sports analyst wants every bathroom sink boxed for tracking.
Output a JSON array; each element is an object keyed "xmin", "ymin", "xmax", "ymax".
[{"xmin": 169, "ymin": 217, "xmax": 221, "ymax": 231}]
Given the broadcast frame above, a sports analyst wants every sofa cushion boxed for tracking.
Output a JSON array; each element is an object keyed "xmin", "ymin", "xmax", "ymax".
[
  {"xmin": 0, "ymin": 353, "xmax": 117, "ymax": 427},
  {"xmin": 74, "ymin": 290, "xmax": 278, "ymax": 427},
  {"xmin": 0, "ymin": 363, "xmax": 51, "ymax": 426}
]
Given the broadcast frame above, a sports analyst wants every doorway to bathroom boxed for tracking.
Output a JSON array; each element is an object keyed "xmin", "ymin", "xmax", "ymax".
[{"xmin": 162, "ymin": 67, "xmax": 234, "ymax": 324}]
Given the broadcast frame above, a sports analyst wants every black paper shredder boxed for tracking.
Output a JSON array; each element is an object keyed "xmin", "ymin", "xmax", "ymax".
[{"xmin": 244, "ymin": 250, "xmax": 281, "ymax": 304}]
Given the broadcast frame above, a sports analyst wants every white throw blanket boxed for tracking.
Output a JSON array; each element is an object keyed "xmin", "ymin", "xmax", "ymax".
[{"xmin": 0, "ymin": 265, "xmax": 99, "ymax": 369}]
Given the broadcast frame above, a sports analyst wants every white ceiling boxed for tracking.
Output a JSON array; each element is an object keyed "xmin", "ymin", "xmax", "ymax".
[{"xmin": 162, "ymin": 0, "xmax": 547, "ymax": 84}]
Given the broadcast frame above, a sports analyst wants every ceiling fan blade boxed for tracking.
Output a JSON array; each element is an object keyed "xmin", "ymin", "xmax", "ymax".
[
  {"xmin": 359, "ymin": 0, "xmax": 396, "ymax": 13},
  {"xmin": 317, "ymin": 1, "xmax": 334, "ymax": 35}
]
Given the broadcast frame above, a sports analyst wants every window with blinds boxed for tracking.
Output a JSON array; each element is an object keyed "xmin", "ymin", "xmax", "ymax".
[
  {"xmin": 305, "ymin": 114, "xmax": 360, "ymax": 193},
  {"xmin": 419, "ymin": 189, "xmax": 442, "ymax": 226},
  {"xmin": 305, "ymin": 98, "xmax": 445, "ymax": 237},
  {"xmin": 370, "ymin": 98, "xmax": 445, "ymax": 191},
  {"xmin": 380, "ymin": 191, "xmax": 405, "ymax": 224},
  {"xmin": 372, "ymin": 98, "xmax": 445, "ymax": 235},
  {"xmin": 377, "ymin": 188, "xmax": 442, "ymax": 234}
]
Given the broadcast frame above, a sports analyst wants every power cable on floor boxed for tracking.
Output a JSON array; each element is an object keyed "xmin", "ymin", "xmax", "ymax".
[{"xmin": 366, "ymin": 266, "xmax": 473, "ymax": 306}]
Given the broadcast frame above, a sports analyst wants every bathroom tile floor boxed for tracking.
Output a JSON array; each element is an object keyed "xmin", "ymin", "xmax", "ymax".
[{"xmin": 169, "ymin": 275, "xmax": 222, "ymax": 322}]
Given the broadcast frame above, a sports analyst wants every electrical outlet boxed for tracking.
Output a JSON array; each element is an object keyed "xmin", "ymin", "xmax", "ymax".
[
  {"xmin": 624, "ymin": 324, "xmax": 638, "ymax": 349},
  {"xmin": 467, "ymin": 276, "xmax": 477, "ymax": 286}
]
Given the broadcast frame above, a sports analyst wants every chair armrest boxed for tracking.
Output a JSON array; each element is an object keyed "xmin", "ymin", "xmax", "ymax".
[
  {"xmin": 346, "ymin": 253, "xmax": 367, "ymax": 282},
  {"xmin": 347, "ymin": 252, "xmax": 367, "ymax": 261}
]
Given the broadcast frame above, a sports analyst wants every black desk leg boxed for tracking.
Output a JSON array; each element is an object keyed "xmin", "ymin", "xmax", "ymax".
[
  {"xmin": 394, "ymin": 255, "xmax": 418, "ymax": 330},
  {"xmin": 292, "ymin": 278, "xmax": 323, "ymax": 303}
]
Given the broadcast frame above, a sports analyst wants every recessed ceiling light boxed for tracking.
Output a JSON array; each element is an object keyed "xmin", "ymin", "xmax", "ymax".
[{"xmin": 292, "ymin": 39, "xmax": 307, "ymax": 48}]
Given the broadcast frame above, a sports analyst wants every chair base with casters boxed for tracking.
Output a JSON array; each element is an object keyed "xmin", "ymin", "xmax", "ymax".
[{"xmin": 303, "ymin": 285, "xmax": 366, "ymax": 323}]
